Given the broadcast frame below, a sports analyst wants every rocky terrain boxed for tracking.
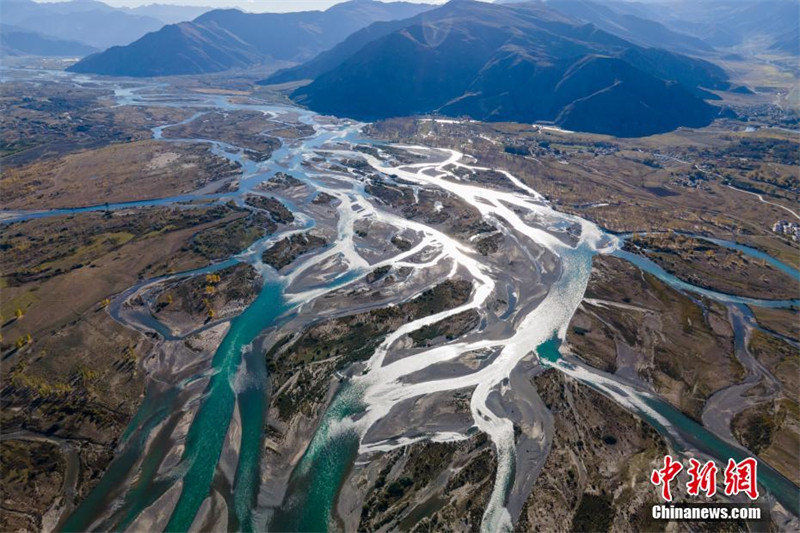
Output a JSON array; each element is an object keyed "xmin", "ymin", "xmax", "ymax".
[
  {"xmin": 517, "ymin": 369, "xmax": 669, "ymax": 532},
  {"xmin": 566, "ymin": 255, "xmax": 743, "ymax": 419}
]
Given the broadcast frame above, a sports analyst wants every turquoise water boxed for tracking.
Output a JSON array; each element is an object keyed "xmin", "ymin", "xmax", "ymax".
[
  {"xmin": 164, "ymin": 279, "xmax": 288, "ymax": 531},
  {"xmin": 535, "ymin": 275, "xmax": 800, "ymax": 516},
  {"xmin": 272, "ymin": 236, "xmax": 800, "ymax": 529},
  {"xmin": 270, "ymin": 384, "xmax": 365, "ymax": 532},
  {"xmin": 636, "ymin": 394, "xmax": 800, "ymax": 517},
  {"xmin": 232, "ymin": 333, "xmax": 271, "ymax": 532},
  {"xmin": 541, "ymin": 311, "xmax": 800, "ymax": 516},
  {"xmin": 630, "ymin": 232, "xmax": 800, "ymax": 279},
  {"xmin": 35, "ymin": 79, "xmax": 797, "ymax": 528},
  {"xmin": 535, "ymin": 335, "xmax": 562, "ymax": 363},
  {"xmin": 48, "ymin": 92, "xmax": 365, "ymax": 530},
  {"xmin": 614, "ymin": 232, "xmax": 800, "ymax": 300}
]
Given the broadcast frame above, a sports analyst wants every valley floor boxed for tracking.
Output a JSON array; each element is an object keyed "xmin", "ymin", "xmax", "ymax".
[{"xmin": 0, "ymin": 69, "xmax": 798, "ymax": 532}]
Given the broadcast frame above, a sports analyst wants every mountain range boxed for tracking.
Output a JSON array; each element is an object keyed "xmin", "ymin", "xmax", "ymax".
[
  {"xmin": 260, "ymin": 0, "xmax": 717, "ymax": 86},
  {"xmin": 66, "ymin": 0, "xmax": 434, "ymax": 77},
  {"xmin": 595, "ymin": 0, "xmax": 799, "ymax": 53},
  {"xmin": 119, "ymin": 3, "xmax": 211, "ymax": 24},
  {"xmin": 538, "ymin": 0, "xmax": 713, "ymax": 54},
  {"xmin": 1, "ymin": 0, "xmax": 166, "ymax": 49},
  {"xmin": 30, "ymin": 0, "xmax": 798, "ymax": 137},
  {"xmin": 279, "ymin": 0, "xmax": 729, "ymax": 137},
  {"xmin": 0, "ymin": 24, "xmax": 97, "ymax": 56}
]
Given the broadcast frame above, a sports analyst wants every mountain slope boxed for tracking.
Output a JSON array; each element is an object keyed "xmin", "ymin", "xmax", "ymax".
[
  {"xmin": 290, "ymin": 0, "xmax": 729, "ymax": 137},
  {"xmin": 542, "ymin": 0, "xmax": 713, "ymax": 54},
  {"xmin": 1, "ymin": 0, "xmax": 164, "ymax": 49},
  {"xmin": 66, "ymin": 21, "xmax": 265, "ymax": 76},
  {"xmin": 67, "ymin": 0, "xmax": 433, "ymax": 77},
  {"xmin": 769, "ymin": 27, "xmax": 800, "ymax": 55},
  {"xmin": 604, "ymin": 0, "xmax": 799, "ymax": 51},
  {"xmin": 0, "ymin": 24, "xmax": 97, "ymax": 57},
  {"xmin": 262, "ymin": 15, "xmax": 419, "ymax": 85}
]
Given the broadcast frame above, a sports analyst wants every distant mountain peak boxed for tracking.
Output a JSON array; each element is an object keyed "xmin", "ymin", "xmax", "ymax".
[
  {"xmin": 67, "ymin": 1, "xmax": 435, "ymax": 77},
  {"xmin": 1, "ymin": 0, "xmax": 165, "ymax": 49}
]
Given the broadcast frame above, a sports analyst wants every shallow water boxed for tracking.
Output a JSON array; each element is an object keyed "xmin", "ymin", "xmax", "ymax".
[
  {"xmin": 270, "ymin": 384, "xmax": 366, "ymax": 532},
  {"xmin": 165, "ymin": 280, "xmax": 287, "ymax": 531}
]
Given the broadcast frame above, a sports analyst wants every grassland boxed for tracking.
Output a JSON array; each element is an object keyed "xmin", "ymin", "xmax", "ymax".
[
  {"xmin": 2, "ymin": 64, "xmax": 798, "ymax": 529},
  {"xmin": 0, "ymin": 439, "xmax": 65, "ymax": 531},
  {"xmin": 748, "ymin": 330, "xmax": 799, "ymax": 398},
  {"xmin": 152, "ymin": 263, "xmax": 262, "ymax": 335},
  {"xmin": 261, "ymin": 232, "xmax": 327, "ymax": 270},
  {"xmin": 0, "ymin": 203, "xmax": 272, "ymax": 523},
  {"xmin": 749, "ymin": 306, "xmax": 800, "ymax": 341},
  {"xmin": 518, "ymin": 369, "xmax": 669, "ymax": 532},
  {"xmin": 731, "ymin": 327, "xmax": 799, "ymax": 485},
  {"xmin": 1, "ymin": 140, "xmax": 241, "ymax": 210},
  {"xmin": 0, "ymin": 205, "xmax": 258, "ymax": 340},
  {"xmin": 0, "ymin": 76, "xmax": 301, "ymax": 530},
  {"xmin": 732, "ymin": 398, "xmax": 799, "ymax": 485},
  {"xmin": 0, "ymin": 80, "xmax": 191, "ymax": 166}
]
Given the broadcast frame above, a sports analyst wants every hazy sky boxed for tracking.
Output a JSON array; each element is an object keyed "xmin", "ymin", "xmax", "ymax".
[{"xmin": 35, "ymin": 0, "xmax": 440, "ymax": 13}]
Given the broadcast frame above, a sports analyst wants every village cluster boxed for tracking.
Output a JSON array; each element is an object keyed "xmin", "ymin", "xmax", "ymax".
[{"xmin": 771, "ymin": 220, "xmax": 800, "ymax": 241}]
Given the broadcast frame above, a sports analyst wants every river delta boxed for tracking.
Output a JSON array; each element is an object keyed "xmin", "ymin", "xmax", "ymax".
[{"xmin": 1, "ymin": 70, "xmax": 799, "ymax": 532}]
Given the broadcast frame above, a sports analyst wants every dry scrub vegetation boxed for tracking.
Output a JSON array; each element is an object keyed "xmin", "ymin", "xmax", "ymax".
[{"xmin": 1, "ymin": 140, "xmax": 240, "ymax": 209}]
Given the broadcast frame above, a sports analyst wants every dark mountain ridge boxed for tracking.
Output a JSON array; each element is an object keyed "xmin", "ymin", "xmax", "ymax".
[
  {"xmin": 286, "ymin": 0, "xmax": 729, "ymax": 137},
  {"xmin": 66, "ymin": 0, "xmax": 433, "ymax": 77}
]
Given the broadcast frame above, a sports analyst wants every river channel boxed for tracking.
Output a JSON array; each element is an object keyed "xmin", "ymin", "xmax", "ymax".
[{"xmin": 2, "ymin": 71, "xmax": 797, "ymax": 531}]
